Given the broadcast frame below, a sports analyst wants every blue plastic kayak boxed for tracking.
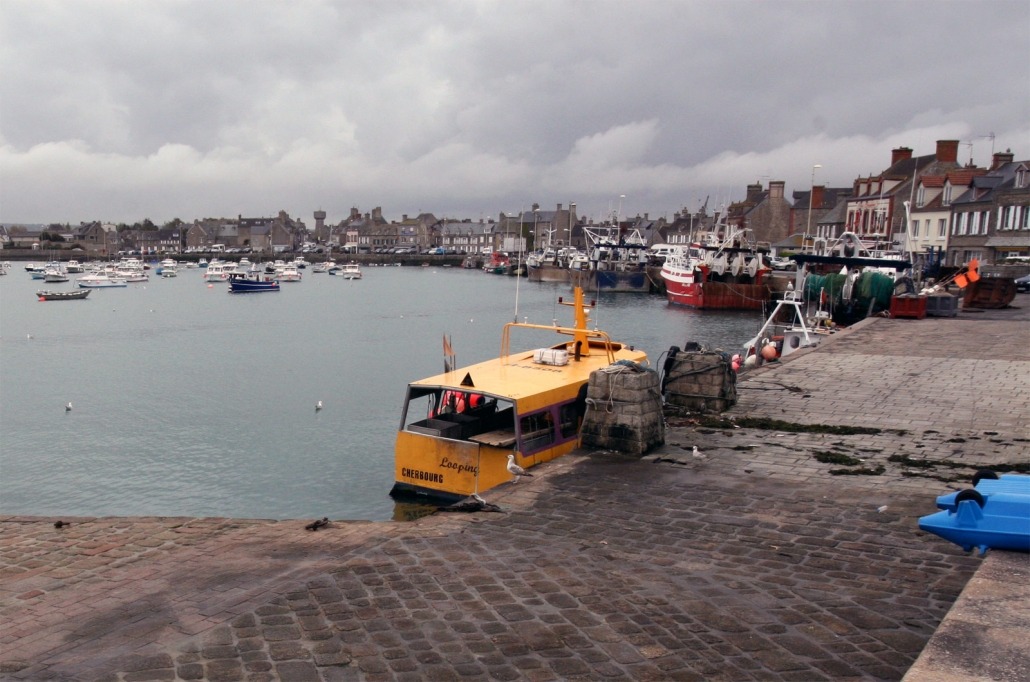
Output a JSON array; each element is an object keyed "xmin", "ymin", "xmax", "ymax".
[{"xmin": 918, "ymin": 473, "xmax": 1030, "ymax": 555}]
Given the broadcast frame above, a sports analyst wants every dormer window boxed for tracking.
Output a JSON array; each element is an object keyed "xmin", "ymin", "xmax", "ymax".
[
  {"xmin": 943, "ymin": 184, "xmax": 953, "ymax": 206},
  {"xmin": 1017, "ymin": 168, "xmax": 1028, "ymax": 189},
  {"xmin": 916, "ymin": 186, "xmax": 926, "ymax": 208}
]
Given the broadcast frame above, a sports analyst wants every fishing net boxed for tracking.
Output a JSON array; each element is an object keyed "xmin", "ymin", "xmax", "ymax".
[{"xmin": 854, "ymin": 272, "xmax": 895, "ymax": 312}]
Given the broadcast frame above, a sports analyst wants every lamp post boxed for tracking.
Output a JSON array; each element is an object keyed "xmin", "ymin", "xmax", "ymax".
[
  {"xmin": 806, "ymin": 164, "xmax": 822, "ymax": 238},
  {"xmin": 567, "ymin": 202, "xmax": 575, "ymax": 247}
]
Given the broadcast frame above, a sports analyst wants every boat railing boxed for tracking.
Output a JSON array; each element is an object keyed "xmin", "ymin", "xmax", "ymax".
[{"xmin": 499, "ymin": 321, "xmax": 619, "ymax": 365}]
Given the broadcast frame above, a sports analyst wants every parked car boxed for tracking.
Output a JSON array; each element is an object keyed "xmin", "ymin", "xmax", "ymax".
[{"xmin": 1015, "ymin": 273, "xmax": 1030, "ymax": 293}]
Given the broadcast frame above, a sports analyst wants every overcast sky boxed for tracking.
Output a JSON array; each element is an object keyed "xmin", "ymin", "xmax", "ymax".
[{"xmin": 2, "ymin": 0, "xmax": 1028, "ymax": 226}]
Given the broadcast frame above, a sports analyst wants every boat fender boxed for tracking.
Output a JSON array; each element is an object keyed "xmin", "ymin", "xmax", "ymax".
[
  {"xmin": 760, "ymin": 344, "xmax": 779, "ymax": 361},
  {"xmin": 731, "ymin": 354, "xmax": 742, "ymax": 372}
]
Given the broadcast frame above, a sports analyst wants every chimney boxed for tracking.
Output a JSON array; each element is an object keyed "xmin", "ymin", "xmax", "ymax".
[
  {"xmin": 935, "ymin": 139, "xmax": 959, "ymax": 164},
  {"xmin": 556, "ymin": 203, "xmax": 562, "ymax": 211},
  {"xmin": 992, "ymin": 149, "xmax": 1015, "ymax": 170},
  {"xmin": 891, "ymin": 147, "xmax": 913, "ymax": 165},
  {"xmin": 746, "ymin": 183, "xmax": 763, "ymax": 201},
  {"xmin": 811, "ymin": 185, "xmax": 825, "ymax": 210},
  {"xmin": 769, "ymin": 180, "xmax": 785, "ymax": 199}
]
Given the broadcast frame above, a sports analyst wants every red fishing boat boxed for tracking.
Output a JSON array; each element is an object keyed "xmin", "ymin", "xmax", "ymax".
[{"xmin": 660, "ymin": 228, "xmax": 772, "ymax": 310}]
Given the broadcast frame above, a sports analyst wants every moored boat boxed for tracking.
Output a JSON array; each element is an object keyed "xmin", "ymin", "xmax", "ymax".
[
  {"xmin": 661, "ymin": 228, "xmax": 772, "ymax": 309},
  {"xmin": 227, "ymin": 270, "xmax": 280, "ymax": 293},
  {"xmin": 43, "ymin": 265, "xmax": 69, "ymax": 283},
  {"xmin": 567, "ymin": 224, "xmax": 652, "ymax": 293},
  {"xmin": 278, "ymin": 263, "xmax": 303, "ymax": 282},
  {"xmin": 158, "ymin": 259, "xmax": 178, "ymax": 277},
  {"xmin": 76, "ymin": 273, "xmax": 128, "ymax": 288},
  {"xmin": 338, "ymin": 262, "xmax": 362, "ymax": 279},
  {"xmin": 37, "ymin": 289, "xmax": 91, "ymax": 301},
  {"xmin": 390, "ymin": 287, "xmax": 647, "ymax": 503}
]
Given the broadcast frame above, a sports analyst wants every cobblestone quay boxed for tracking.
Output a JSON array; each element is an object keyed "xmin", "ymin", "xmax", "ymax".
[{"xmin": 2, "ymin": 303, "xmax": 1028, "ymax": 681}]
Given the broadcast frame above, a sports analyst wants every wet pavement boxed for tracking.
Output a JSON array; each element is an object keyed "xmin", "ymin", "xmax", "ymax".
[{"xmin": 2, "ymin": 299, "xmax": 1028, "ymax": 681}]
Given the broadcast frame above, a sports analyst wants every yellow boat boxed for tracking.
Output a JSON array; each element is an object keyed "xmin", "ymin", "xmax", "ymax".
[{"xmin": 390, "ymin": 287, "xmax": 647, "ymax": 502}]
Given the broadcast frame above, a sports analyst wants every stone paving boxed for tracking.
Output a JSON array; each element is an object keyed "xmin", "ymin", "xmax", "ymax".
[{"xmin": 2, "ymin": 302, "xmax": 1028, "ymax": 681}]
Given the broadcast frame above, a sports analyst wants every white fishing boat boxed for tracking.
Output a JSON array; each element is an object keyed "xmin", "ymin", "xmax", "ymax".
[
  {"xmin": 158, "ymin": 259, "xmax": 178, "ymax": 277},
  {"xmin": 204, "ymin": 261, "xmax": 234, "ymax": 282},
  {"xmin": 77, "ymin": 273, "xmax": 128, "ymax": 288},
  {"xmin": 43, "ymin": 265, "xmax": 69, "ymax": 283},
  {"xmin": 278, "ymin": 263, "xmax": 303, "ymax": 282},
  {"xmin": 338, "ymin": 262, "xmax": 362, "ymax": 280}
]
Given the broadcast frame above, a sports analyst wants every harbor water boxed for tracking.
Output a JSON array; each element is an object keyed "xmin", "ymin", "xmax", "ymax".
[{"xmin": 0, "ymin": 264, "xmax": 762, "ymax": 520}]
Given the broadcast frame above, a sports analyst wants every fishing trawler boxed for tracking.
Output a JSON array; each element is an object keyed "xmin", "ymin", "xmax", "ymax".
[{"xmin": 390, "ymin": 287, "xmax": 647, "ymax": 502}]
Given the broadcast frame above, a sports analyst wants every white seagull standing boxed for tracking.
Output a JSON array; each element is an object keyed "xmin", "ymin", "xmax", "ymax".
[
  {"xmin": 692, "ymin": 446, "xmax": 706, "ymax": 460},
  {"xmin": 506, "ymin": 454, "xmax": 533, "ymax": 483},
  {"xmin": 315, "ymin": 400, "xmax": 323, "ymax": 411},
  {"xmin": 65, "ymin": 402, "xmax": 73, "ymax": 412}
]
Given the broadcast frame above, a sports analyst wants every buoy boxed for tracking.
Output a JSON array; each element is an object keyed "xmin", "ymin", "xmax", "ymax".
[
  {"xmin": 760, "ymin": 344, "xmax": 779, "ymax": 361},
  {"xmin": 743, "ymin": 354, "xmax": 757, "ymax": 368}
]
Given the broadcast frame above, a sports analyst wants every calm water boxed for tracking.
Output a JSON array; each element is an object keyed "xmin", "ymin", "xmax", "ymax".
[{"xmin": 0, "ymin": 263, "xmax": 761, "ymax": 520}]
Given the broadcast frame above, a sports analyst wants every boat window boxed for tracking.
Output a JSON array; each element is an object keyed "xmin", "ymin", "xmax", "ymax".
[
  {"xmin": 519, "ymin": 410, "xmax": 555, "ymax": 453},
  {"xmin": 558, "ymin": 403, "xmax": 579, "ymax": 439}
]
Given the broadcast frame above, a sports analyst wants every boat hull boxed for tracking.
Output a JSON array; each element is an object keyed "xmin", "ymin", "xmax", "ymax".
[
  {"xmin": 37, "ymin": 289, "xmax": 91, "ymax": 301},
  {"xmin": 527, "ymin": 264, "xmax": 570, "ymax": 283},
  {"xmin": 568, "ymin": 268, "xmax": 652, "ymax": 293},
  {"xmin": 77, "ymin": 277, "xmax": 127, "ymax": 288},
  {"xmin": 228, "ymin": 280, "xmax": 280, "ymax": 293},
  {"xmin": 662, "ymin": 262, "xmax": 770, "ymax": 310}
]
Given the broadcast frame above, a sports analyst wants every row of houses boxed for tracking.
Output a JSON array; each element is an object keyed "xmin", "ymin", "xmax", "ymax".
[
  {"xmin": 661, "ymin": 140, "xmax": 1027, "ymax": 271},
  {"xmin": 4, "ymin": 140, "xmax": 1025, "ymax": 268}
]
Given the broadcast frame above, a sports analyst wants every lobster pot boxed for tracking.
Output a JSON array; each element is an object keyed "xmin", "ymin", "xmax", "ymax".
[
  {"xmin": 581, "ymin": 365, "xmax": 664, "ymax": 456},
  {"xmin": 662, "ymin": 350, "xmax": 737, "ymax": 413}
]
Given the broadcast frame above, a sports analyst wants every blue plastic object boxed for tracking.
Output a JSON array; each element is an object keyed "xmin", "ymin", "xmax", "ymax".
[{"xmin": 918, "ymin": 473, "xmax": 1030, "ymax": 555}]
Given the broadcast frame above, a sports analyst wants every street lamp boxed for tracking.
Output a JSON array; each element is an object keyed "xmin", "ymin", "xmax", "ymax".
[
  {"xmin": 806, "ymin": 165, "xmax": 822, "ymax": 237},
  {"xmin": 567, "ymin": 202, "xmax": 575, "ymax": 246}
]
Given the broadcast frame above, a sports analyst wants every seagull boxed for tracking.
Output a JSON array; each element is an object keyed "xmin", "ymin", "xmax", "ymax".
[
  {"xmin": 506, "ymin": 454, "xmax": 533, "ymax": 483},
  {"xmin": 65, "ymin": 402, "xmax": 73, "ymax": 412},
  {"xmin": 315, "ymin": 400, "xmax": 323, "ymax": 411},
  {"xmin": 692, "ymin": 446, "xmax": 706, "ymax": 460}
]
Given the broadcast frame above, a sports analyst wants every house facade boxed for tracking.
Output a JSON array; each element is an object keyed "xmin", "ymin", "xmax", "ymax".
[
  {"xmin": 947, "ymin": 151, "xmax": 1030, "ymax": 266},
  {"xmin": 844, "ymin": 140, "xmax": 962, "ymax": 250},
  {"xmin": 726, "ymin": 180, "xmax": 792, "ymax": 244}
]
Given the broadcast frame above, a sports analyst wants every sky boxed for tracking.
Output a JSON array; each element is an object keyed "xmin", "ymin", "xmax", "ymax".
[{"xmin": 2, "ymin": 0, "xmax": 1028, "ymax": 227}]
